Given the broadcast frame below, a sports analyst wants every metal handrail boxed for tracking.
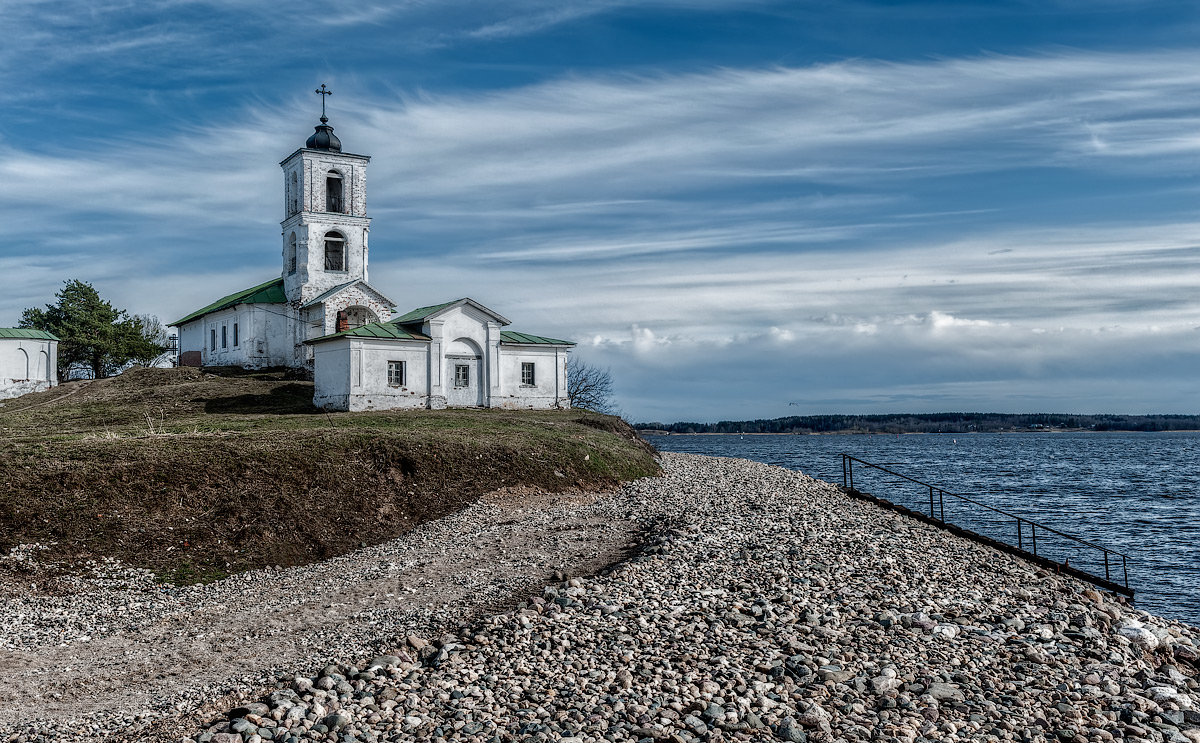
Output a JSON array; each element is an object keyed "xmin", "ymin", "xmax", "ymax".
[{"xmin": 841, "ymin": 453, "xmax": 1131, "ymax": 592}]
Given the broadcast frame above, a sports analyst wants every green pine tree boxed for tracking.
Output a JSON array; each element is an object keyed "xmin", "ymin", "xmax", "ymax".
[{"xmin": 20, "ymin": 280, "xmax": 165, "ymax": 379}]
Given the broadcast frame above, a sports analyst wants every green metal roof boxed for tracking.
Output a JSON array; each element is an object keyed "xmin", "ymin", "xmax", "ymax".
[
  {"xmin": 308, "ymin": 324, "xmax": 570, "ymax": 346},
  {"xmin": 500, "ymin": 330, "xmax": 574, "ymax": 346},
  {"xmin": 305, "ymin": 320, "xmax": 432, "ymax": 345},
  {"xmin": 171, "ymin": 277, "xmax": 287, "ymax": 326},
  {"xmin": 0, "ymin": 328, "xmax": 59, "ymax": 341},
  {"xmin": 391, "ymin": 299, "xmax": 462, "ymax": 324},
  {"xmin": 392, "ymin": 298, "xmax": 512, "ymax": 326}
]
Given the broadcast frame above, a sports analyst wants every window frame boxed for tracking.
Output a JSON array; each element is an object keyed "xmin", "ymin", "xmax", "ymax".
[
  {"xmin": 287, "ymin": 233, "xmax": 298, "ymax": 275},
  {"xmin": 326, "ymin": 172, "xmax": 344, "ymax": 213},
  {"xmin": 221, "ymin": 325, "xmax": 227, "ymax": 349},
  {"xmin": 232, "ymin": 322, "xmax": 239, "ymax": 347},
  {"xmin": 521, "ymin": 362, "xmax": 535, "ymax": 386},
  {"xmin": 210, "ymin": 328, "xmax": 217, "ymax": 351},
  {"xmin": 454, "ymin": 363, "xmax": 470, "ymax": 388},
  {"xmin": 387, "ymin": 360, "xmax": 406, "ymax": 388},
  {"xmin": 324, "ymin": 231, "xmax": 346, "ymax": 272}
]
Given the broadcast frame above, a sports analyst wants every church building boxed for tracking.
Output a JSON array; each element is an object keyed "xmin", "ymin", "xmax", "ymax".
[
  {"xmin": 0, "ymin": 329, "xmax": 58, "ymax": 400},
  {"xmin": 172, "ymin": 97, "xmax": 572, "ymax": 411}
]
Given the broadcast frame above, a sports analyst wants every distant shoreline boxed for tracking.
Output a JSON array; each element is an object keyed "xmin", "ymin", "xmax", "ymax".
[
  {"xmin": 635, "ymin": 412, "xmax": 1200, "ymax": 436},
  {"xmin": 640, "ymin": 429, "xmax": 1200, "ymax": 436}
]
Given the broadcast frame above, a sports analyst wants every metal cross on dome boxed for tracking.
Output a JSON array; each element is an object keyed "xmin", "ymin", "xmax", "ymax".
[{"xmin": 315, "ymin": 83, "xmax": 332, "ymax": 122}]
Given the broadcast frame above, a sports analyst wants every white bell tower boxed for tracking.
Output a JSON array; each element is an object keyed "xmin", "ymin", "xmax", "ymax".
[{"xmin": 280, "ymin": 84, "xmax": 372, "ymax": 306}]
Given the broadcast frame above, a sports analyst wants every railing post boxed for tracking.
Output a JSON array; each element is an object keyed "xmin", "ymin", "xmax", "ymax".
[{"xmin": 832, "ymin": 454, "xmax": 1130, "ymax": 597}]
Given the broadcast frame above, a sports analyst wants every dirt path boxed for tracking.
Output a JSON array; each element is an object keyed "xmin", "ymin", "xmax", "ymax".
[{"xmin": 0, "ymin": 487, "xmax": 641, "ymax": 741}]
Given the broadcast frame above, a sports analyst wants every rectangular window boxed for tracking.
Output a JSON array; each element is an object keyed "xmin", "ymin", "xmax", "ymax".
[
  {"xmin": 221, "ymin": 325, "xmax": 228, "ymax": 349},
  {"xmin": 454, "ymin": 363, "xmax": 470, "ymax": 388},
  {"xmin": 521, "ymin": 362, "xmax": 535, "ymax": 386},
  {"xmin": 233, "ymin": 322, "xmax": 239, "ymax": 347},
  {"xmin": 288, "ymin": 254, "xmax": 297, "ymax": 275},
  {"xmin": 210, "ymin": 328, "xmax": 217, "ymax": 351},
  {"xmin": 387, "ymin": 360, "xmax": 406, "ymax": 387}
]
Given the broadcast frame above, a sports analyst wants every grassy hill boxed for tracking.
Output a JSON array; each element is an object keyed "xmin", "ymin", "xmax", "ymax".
[{"xmin": 0, "ymin": 367, "xmax": 659, "ymax": 584}]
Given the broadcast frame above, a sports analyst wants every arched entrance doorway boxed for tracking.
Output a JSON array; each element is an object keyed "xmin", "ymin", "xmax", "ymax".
[{"xmin": 445, "ymin": 337, "xmax": 484, "ymax": 407}]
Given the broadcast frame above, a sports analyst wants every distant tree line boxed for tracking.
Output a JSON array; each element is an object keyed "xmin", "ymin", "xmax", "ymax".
[{"xmin": 635, "ymin": 412, "xmax": 1200, "ymax": 435}]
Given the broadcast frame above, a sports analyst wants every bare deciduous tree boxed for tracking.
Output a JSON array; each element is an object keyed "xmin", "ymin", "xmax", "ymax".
[
  {"xmin": 567, "ymin": 357, "xmax": 617, "ymax": 414},
  {"xmin": 136, "ymin": 314, "xmax": 172, "ymax": 347}
]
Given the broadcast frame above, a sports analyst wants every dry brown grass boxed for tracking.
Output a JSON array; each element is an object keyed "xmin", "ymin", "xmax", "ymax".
[{"xmin": 0, "ymin": 367, "xmax": 659, "ymax": 584}]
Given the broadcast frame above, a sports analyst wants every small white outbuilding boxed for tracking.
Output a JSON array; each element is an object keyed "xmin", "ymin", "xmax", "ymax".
[
  {"xmin": 0, "ymin": 329, "xmax": 59, "ymax": 400},
  {"xmin": 309, "ymin": 298, "xmax": 571, "ymax": 412}
]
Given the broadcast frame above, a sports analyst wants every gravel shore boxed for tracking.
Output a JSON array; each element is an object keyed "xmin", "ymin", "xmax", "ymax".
[
  {"xmin": 4, "ymin": 453, "xmax": 1199, "ymax": 743},
  {"xmin": 0, "ymin": 487, "xmax": 639, "ymax": 741}
]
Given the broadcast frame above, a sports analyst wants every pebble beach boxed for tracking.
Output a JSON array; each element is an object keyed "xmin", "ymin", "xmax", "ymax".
[{"xmin": 3, "ymin": 453, "xmax": 1199, "ymax": 743}]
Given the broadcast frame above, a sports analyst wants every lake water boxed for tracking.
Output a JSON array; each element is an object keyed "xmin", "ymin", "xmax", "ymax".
[{"xmin": 644, "ymin": 432, "xmax": 1200, "ymax": 626}]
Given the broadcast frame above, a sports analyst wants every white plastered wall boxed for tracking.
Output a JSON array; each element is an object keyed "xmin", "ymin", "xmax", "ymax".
[
  {"xmin": 312, "ymin": 337, "xmax": 353, "ymax": 410},
  {"xmin": 314, "ymin": 337, "xmax": 432, "ymax": 411},
  {"xmin": 495, "ymin": 344, "xmax": 570, "ymax": 409},
  {"xmin": 285, "ymin": 216, "xmax": 370, "ymax": 304},
  {"xmin": 184, "ymin": 304, "xmax": 295, "ymax": 369},
  {"xmin": 424, "ymin": 305, "xmax": 502, "ymax": 409},
  {"xmin": 0, "ymin": 338, "xmax": 58, "ymax": 400},
  {"xmin": 309, "ymin": 302, "xmax": 573, "ymax": 412},
  {"xmin": 177, "ymin": 321, "xmax": 204, "ymax": 364},
  {"xmin": 280, "ymin": 148, "xmax": 372, "ymax": 306}
]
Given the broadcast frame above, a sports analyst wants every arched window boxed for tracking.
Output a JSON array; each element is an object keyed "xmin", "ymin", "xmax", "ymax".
[
  {"xmin": 326, "ymin": 171, "xmax": 343, "ymax": 213},
  {"xmin": 290, "ymin": 172, "xmax": 300, "ymax": 214},
  {"xmin": 287, "ymin": 233, "xmax": 298, "ymax": 275},
  {"xmin": 324, "ymin": 231, "xmax": 346, "ymax": 271}
]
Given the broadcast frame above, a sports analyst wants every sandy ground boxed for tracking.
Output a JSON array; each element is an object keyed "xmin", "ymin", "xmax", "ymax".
[{"xmin": 0, "ymin": 487, "xmax": 641, "ymax": 741}]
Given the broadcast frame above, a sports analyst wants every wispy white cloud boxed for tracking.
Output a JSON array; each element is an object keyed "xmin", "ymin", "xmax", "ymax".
[
  {"xmin": 0, "ymin": 0, "xmax": 766, "ymax": 98},
  {"xmin": 10, "ymin": 49, "xmax": 1200, "ymax": 206},
  {"xmin": 11, "ymin": 48, "xmax": 1200, "ymax": 260},
  {"xmin": 4, "ymin": 47, "xmax": 1200, "ymax": 416},
  {"xmin": 313, "ymin": 4, "xmax": 409, "ymax": 27},
  {"xmin": 460, "ymin": 5, "xmax": 606, "ymax": 40},
  {"xmin": 380, "ymin": 221, "xmax": 1191, "ymax": 319},
  {"xmin": 450, "ymin": 0, "xmax": 784, "ymax": 42}
]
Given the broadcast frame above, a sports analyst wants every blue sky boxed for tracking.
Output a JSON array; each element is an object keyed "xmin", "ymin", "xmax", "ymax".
[{"xmin": 3, "ymin": 0, "xmax": 1200, "ymax": 422}]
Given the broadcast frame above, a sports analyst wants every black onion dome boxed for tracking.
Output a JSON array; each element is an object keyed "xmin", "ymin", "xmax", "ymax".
[{"xmin": 306, "ymin": 116, "xmax": 342, "ymax": 151}]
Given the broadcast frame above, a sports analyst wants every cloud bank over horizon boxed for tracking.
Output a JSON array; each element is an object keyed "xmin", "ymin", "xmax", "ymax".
[{"xmin": 3, "ymin": 1, "xmax": 1200, "ymax": 420}]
